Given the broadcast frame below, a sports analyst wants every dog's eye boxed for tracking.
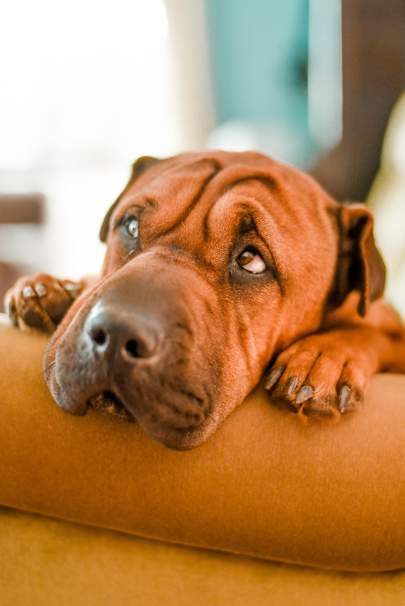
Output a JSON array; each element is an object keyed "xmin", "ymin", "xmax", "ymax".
[
  {"xmin": 237, "ymin": 247, "xmax": 266, "ymax": 274},
  {"xmin": 123, "ymin": 216, "xmax": 139, "ymax": 239}
]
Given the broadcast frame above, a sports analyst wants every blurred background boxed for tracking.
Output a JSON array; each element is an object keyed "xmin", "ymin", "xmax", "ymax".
[{"xmin": 1, "ymin": 0, "xmax": 404, "ymax": 312}]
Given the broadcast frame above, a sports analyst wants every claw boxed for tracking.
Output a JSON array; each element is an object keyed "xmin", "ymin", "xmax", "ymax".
[
  {"xmin": 63, "ymin": 282, "xmax": 80, "ymax": 294},
  {"xmin": 265, "ymin": 366, "xmax": 285, "ymax": 390},
  {"xmin": 295, "ymin": 385, "xmax": 314, "ymax": 405},
  {"xmin": 286, "ymin": 376, "xmax": 299, "ymax": 398},
  {"xmin": 35, "ymin": 283, "xmax": 48, "ymax": 298},
  {"xmin": 4, "ymin": 293, "xmax": 18, "ymax": 325},
  {"xmin": 338, "ymin": 384, "xmax": 351, "ymax": 413},
  {"xmin": 22, "ymin": 285, "xmax": 36, "ymax": 300}
]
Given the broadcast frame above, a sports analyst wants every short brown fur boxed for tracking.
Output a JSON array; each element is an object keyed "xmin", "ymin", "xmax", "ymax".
[{"xmin": 5, "ymin": 151, "xmax": 405, "ymax": 448}]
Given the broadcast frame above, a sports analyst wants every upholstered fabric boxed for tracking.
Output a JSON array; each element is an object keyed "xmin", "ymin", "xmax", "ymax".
[
  {"xmin": 1, "ymin": 316, "xmax": 405, "ymax": 571},
  {"xmin": 2, "ymin": 507, "xmax": 405, "ymax": 606}
]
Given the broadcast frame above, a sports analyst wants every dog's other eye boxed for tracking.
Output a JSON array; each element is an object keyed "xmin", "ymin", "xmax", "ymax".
[
  {"xmin": 123, "ymin": 216, "xmax": 139, "ymax": 239},
  {"xmin": 237, "ymin": 247, "xmax": 266, "ymax": 274}
]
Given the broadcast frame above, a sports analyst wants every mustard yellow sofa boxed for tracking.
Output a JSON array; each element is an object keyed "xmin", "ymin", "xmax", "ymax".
[{"xmin": 1, "ymin": 314, "xmax": 405, "ymax": 605}]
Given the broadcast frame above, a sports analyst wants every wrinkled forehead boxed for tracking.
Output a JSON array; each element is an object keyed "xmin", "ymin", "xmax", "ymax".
[
  {"xmin": 105, "ymin": 153, "xmax": 339, "ymax": 329},
  {"xmin": 113, "ymin": 152, "xmax": 337, "ymax": 252}
]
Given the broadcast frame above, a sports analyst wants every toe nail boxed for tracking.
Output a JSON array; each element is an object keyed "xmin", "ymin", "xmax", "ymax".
[
  {"xmin": 22, "ymin": 286, "xmax": 36, "ymax": 300},
  {"xmin": 295, "ymin": 385, "xmax": 314, "ymax": 404},
  {"xmin": 286, "ymin": 376, "xmax": 299, "ymax": 397},
  {"xmin": 265, "ymin": 366, "xmax": 285, "ymax": 390},
  {"xmin": 35, "ymin": 283, "xmax": 47, "ymax": 297},
  {"xmin": 6, "ymin": 297, "xmax": 17, "ymax": 323},
  {"xmin": 339, "ymin": 384, "xmax": 351, "ymax": 413},
  {"xmin": 6, "ymin": 295, "xmax": 14, "ymax": 313},
  {"xmin": 64, "ymin": 282, "xmax": 80, "ymax": 297}
]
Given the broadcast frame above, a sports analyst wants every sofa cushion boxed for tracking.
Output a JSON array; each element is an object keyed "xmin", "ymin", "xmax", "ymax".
[
  {"xmin": 2, "ymin": 507, "xmax": 405, "ymax": 606},
  {"xmin": 1, "ymin": 316, "xmax": 405, "ymax": 572}
]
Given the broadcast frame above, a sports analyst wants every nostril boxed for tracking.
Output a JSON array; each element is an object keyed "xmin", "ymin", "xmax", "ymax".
[
  {"xmin": 90, "ymin": 327, "xmax": 108, "ymax": 347},
  {"xmin": 124, "ymin": 339, "xmax": 141, "ymax": 359}
]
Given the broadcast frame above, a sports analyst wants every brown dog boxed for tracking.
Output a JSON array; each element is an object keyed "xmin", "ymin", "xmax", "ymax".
[{"xmin": 5, "ymin": 151, "xmax": 405, "ymax": 449}]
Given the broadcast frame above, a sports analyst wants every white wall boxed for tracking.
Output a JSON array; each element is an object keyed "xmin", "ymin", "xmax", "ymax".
[{"xmin": 0, "ymin": 0, "xmax": 214, "ymax": 279}]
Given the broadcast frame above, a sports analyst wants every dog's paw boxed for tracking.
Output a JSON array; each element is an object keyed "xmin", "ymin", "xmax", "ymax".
[
  {"xmin": 264, "ymin": 330, "xmax": 375, "ymax": 418},
  {"xmin": 4, "ymin": 273, "xmax": 84, "ymax": 333}
]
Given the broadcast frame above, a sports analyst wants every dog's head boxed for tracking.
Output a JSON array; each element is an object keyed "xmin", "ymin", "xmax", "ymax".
[{"xmin": 44, "ymin": 151, "xmax": 385, "ymax": 449}]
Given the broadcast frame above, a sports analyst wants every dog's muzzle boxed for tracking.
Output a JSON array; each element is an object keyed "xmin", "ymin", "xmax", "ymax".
[{"xmin": 46, "ymin": 261, "xmax": 218, "ymax": 448}]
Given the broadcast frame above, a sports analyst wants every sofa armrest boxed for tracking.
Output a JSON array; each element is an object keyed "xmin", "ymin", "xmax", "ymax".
[{"xmin": 1, "ymin": 315, "xmax": 405, "ymax": 572}]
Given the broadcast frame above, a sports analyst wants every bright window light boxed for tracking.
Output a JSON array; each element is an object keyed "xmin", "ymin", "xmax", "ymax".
[{"xmin": 0, "ymin": 0, "xmax": 175, "ymax": 170}]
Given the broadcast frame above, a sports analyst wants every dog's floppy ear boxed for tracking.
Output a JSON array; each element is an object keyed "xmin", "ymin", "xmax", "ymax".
[
  {"xmin": 329, "ymin": 203, "xmax": 386, "ymax": 316},
  {"xmin": 99, "ymin": 156, "xmax": 159, "ymax": 242}
]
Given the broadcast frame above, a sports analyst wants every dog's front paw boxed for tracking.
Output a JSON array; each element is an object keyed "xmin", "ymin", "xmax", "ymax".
[
  {"xmin": 265, "ymin": 330, "xmax": 376, "ymax": 418},
  {"xmin": 4, "ymin": 273, "xmax": 84, "ymax": 333}
]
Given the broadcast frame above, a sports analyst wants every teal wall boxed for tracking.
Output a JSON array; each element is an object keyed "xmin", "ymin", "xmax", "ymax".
[{"xmin": 205, "ymin": 0, "xmax": 313, "ymax": 166}]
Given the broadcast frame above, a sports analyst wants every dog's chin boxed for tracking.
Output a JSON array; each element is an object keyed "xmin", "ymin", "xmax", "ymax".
[
  {"xmin": 102, "ymin": 390, "xmax": 216, "ymax": 450},
  {"xmin": 137, "ymin": 414, "xmax": 216, "ymax": 450},
  {"xmin": 47, "ymin": 373, "xmax": 215, "ymax": 450}
]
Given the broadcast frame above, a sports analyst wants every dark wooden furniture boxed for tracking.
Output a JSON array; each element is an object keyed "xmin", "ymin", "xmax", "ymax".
[
  {"xmin": 311, "ymin": 0, "xmax": 405, "ymax": 201},
  {"xmin": 0, "ymin": 193, "xmax": 44, "ymax": 224},
  {"xmin": 0, "ymin": 193, "xmax": 45, "ymax": 309}
]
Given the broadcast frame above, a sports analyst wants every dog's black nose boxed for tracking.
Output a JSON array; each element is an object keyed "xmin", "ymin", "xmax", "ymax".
[{"xmin": 85, "ymin": 304, "xmax": 160, "ymax": 361}]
